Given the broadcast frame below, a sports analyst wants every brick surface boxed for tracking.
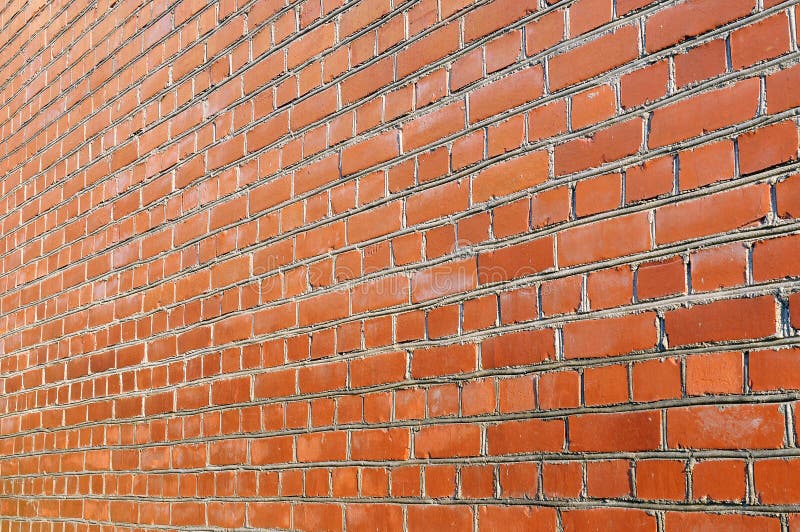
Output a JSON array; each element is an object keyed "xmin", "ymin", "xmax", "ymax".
[{"xmin": 1, "ymin": 0, "xmax": 800, "ymax": 529}]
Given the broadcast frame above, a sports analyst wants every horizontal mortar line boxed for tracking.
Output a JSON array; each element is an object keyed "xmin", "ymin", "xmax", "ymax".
[
  {"xmin": 1, "ymin": 1, "xmax": 786, "ymax": 264},
  {"xmin": 0, "ymin": 0, "xmax": 409, "ymax": 171},
  {"xmin": 0, "ymin": 371, "xmax": 797, "ymax": 444},
  {"xmin": 2, "ymin": 42, "xmax": 797, "ymax": 301},
  {"xmin": 1, "ymin": 492, "xmax": 800, "ymax": 515},
  {"xmin": 0, "ymin": 508, "xmax": 792, "ymax": 532},
  {"xmin": 0, "ymin": 518, "xmax": 192, "ymax": 532},
  {"xmin": 3, "ymin": 229, "xmax": 800, "ymax": 395},
  {"xmin": 1, "ymin": 5, "xmax": 786, "ymax": 278},
  {"xmin": 0, "ymin": 0, "xmax": 626, "ymax": 228},
  {"xmin": 2, "ymin": 330, "xmax": 800, "ymax": 431},
  {"xmin": 6, "ymin": 446, "xmax": 800, "ymax": 479},
  {"xmin": 2, "ymin": 197, "xmax": 799, "ymax": 385},
  {"xmin": 0, "ymin": 0, "xmax": 317, "ymax": 131},
  {"xmin": 0, "ymin": 3, "xmax": 135, "ymax": 141},
  {"xmin": 0, "ymin": 0, "xmax": 99, "ymax": 80},
  {"xmin": 0, "ymin": 0, "xmax": 773, "ymax": 229},
  {"xmin": 0, "ymin": 1, "xmax": 34, "ymax": 38},
  {"xmin": 0, "ymin": 0, "xmax": 482, "ymax": 184},
  {"xmin": 0, "ymin": 0, "xmax": 89, "ymax": 93},
  {"xmin": 1, "ymin": 3, "xmax": 792, "ymax": 424},
  {"xmin": 1, "ymin": 152, "xmax": 797, "ymax": 365},
  {"xmin": 1, "ymin": 0, "xmax": 659, "ymax": 181},
  {"xmin": 1, "ymin": 63, "xmax": 797, "ymax": 329},
  {"xmin": 0, "ymin": 176, "xmax": 797, "ymax": 375},
  {"xmin": 4, "ymin": 326, "xmax": 800, "ymax": 420},
  {"xmin": 5, "ymin": 0, "xmax": 775, "ymax": 173},
  {"xmin": 1, "ymin": 331, "xmax": 799, "ymax": 445},
  {"xmin": 0, "ymin": 0, "xmax": 304, "ymax": 111}
]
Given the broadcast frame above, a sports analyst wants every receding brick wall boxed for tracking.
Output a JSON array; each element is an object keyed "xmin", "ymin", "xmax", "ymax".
[{"xmin": 2, "ymin": 0, "xmax": 800, "ymax": 529}]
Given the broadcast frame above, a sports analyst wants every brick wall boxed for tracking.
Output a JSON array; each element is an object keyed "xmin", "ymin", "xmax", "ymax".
[{"xmin": 2, "ymin": 0, "xmax": 800, "ymax": 529}]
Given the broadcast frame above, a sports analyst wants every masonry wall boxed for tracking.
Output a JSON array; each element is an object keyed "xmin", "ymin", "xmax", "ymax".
[{"xmin": 2, "ymin": 0, "xmax": 800, "ymax": 530}]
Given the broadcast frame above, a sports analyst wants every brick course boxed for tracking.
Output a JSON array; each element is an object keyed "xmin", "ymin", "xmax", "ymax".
[{"xmin": 2, "ymin": 0, "xmax": 800, "ymax": 529}]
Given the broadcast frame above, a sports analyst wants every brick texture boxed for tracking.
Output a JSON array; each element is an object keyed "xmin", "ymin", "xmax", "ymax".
[{"xmin": 1, "ymin": 0, "xmax": 800, "ymax": 530}]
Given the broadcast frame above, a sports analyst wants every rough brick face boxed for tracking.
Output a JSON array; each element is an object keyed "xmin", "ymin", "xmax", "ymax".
[{"xmin": 2, "ymin": 0, "xmax": 800, "ymax": 530}]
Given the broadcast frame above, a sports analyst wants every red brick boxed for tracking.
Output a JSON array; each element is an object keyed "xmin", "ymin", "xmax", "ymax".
[
  {"xmin": 587, "ymin": 266, "xmax": 634, "ymax": 310},
  {"xmin": 620, "ymin": 60, "xmax": 669, "ymax": 109},
  {"xmin": 572, "ymin": 84, "xmax": 616, "ymax": 130},
  {"xmin": 686, "ymin": 351, "xmax": 743, "ymax": 395},
  {"xmin": 693, "ymin": 460, "xmax": 746, "ymax": 502},
  {"xmin": 351, "ymin": 429, "xmax": 410, "ymax": 461},
  {"xmin": 563, "ymin": 508, "xmax": 657, "ymax": 531},
  {"xmin": 586, "ymin": 460, "xmax": 632, "ymax": 498},
  {"xmin": 636, "ymin": 460, "xmax": 686, "ymax": 501},
  {"xmin": 674, "ymin": 39, "xmax": 727, "ymax": 88},
  {"xmin": 649, "ymin": 78, "xmax": 760, "ymax": 148},
  {"xmin": 626, "ymin": 155, "xmax": 674, "ymax": 202},
  {"xmin": 472, "ymin": 150, "xmax": 549, "ymax": 202},
  {"xmin": 294, "ymin": 503, "xmax": 343, "ymax": 532},
  {"xmin": 754, "ymin": 459, "xmax": 800, "ymax": 504},
  {"xmin": 538, "ymin": 371, "xmax": 581, "ymax": 410},
  {"xmin": 298, "ymin": 361, "xmax": 347, "ymax": 393},
  {"xmin": 6, "ymin": 0, "xmax": 797, "ymax": 523},
  {"xmin": 664, "ymin": 512, "xmax": 781, "ymax": 532},
  {"xmin": 487, "ymin": 418, "xmax": 565, "ymax": 454},
  {"xmin": 574, "ymin": 172, "xmax": 620, "ymax": 216},
  {"xmin": 638, "ymin": 256, "xmax": 685, "ymax": 300},
  {"xmin": 645, "ymin": 0, "xmax": 755, "ymax": 52},
  {"xmin": 767, "ymin": 63, "xmax": 800, "ymax": 113},
  {"xmin": 407, "ymin": 506, "xmax": 474, "ymax": 532},
  {"xmin": 555, "ymin": 118, "xmax": 642, "ymax": 176},
  {"xmin": 655, "ymin": 184, "xmax": 771, "ymax": 245},
  {"xmin": 553, "ymin": 205, "xmax": 637, "ymax": 260},
  {"xmin": 549, "ymin": 25, "xmax": 640, "ymax": 90},
  {"xmin": 351, "ymin": 275, "xmax": 409, "ymax": 313},
  {"xmin": 542, "ymin": 461, "xmax": 582, "ymax": 498},
  {"xmin": 571, "ymin": 410, "xmax": 662, "ymax": 452},
  {"xmin": 346, "ymin": 504, "xmax": 404, "ymax": 532},
  {"xmin": 499, "ymin": 462, "xmax": 538, "ymax": 497},
  {"xmin": 525, "ymin": 9, "xmax": 564, "ymax": 56},
  {"xmin": 730, "ymin": 13, "xmax": 791, "ymax": 69},
  {"xmin": 541, "ymin": 275, "xmax": 582, "ymax": 315},
  {"xmin": 664, "ymin": 296, "xmax": 776, "ymax": 346},
  {"xmin": 350, "ymin": 351, "xmax": 406, "ymax": 388},
  {"xmin": 679, "ymin": 139, "xmax": 736, "ymax": 191},
  {"xmin": 464, "ymin": 0, "xmax": 538, "ymax": 42},
  {"xmin": 776, "ymin": 174, "xmax": 800, "ymax": 218},
  {"xmin": 478, "ymin": 506, "xmax": 557, "ymax": 532},
  {"xmin": 738, "ymin": 120, "xmax": 799, "ymax": 175},
  {"xmin": 342, "ymin": 131, "xmax": 399, "ymax": 176},
  {"xmin": 563, "ymin": 312, "xmax": 658, "ymax": 358},
  {"xmin": 528, "ymin": 99, "xmax": 567, "ymax": 141},
  {"xmin": 481, "ymin": 329, "xmax": 555, "ymax": 368},
  {"xmin": 499, "ymin": 286, "xmax": 537, "ymax": 324},
  {"xmin": 411, "ymin": 344, "xmax": 477, "ymax": 378},
  {"xmin": 461, "ymin": 465, "xmax": 494, "ymax": 498},
  {"xmin": 690, "ymin": 244, "xmax": 747, "ymax": 292},
  {"xmin": 478, "ymin": 237, "xmax": 554, "ymax": 283},
  {"xmin": 407, "ymin": 178, "xmax": 470, "ymax": 224},
  {"xmin": 667, "ymin": 403, "xmax": 785, "ymax": 449},
  {"xmin": 248, "ymin": 503, "xmax": 291, "ymax": 530},
  {"xmin": 415, "ymin": 424, "xmax": 481, "ymax": 458},
  {"xmin": 584, "ymin": 363, "xmax": 628, "ymax": 405},
  {"xmin": 297, "ymin": 432, "xmax": 347, "ymax": 462},
  {"xmin": 470, "ymin": 66, "xmax": 544, "ymax": 123},
  {"xmin": 398, "ymin": 24, "xmax": 460, "ymax": 77},
  {"xmin": 792, "ymin": 292, "xmax": 800, "ymax": 330},
  {"xmin": 753, "ymin": 233, "xmax": 800, "ymax": 282}
]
